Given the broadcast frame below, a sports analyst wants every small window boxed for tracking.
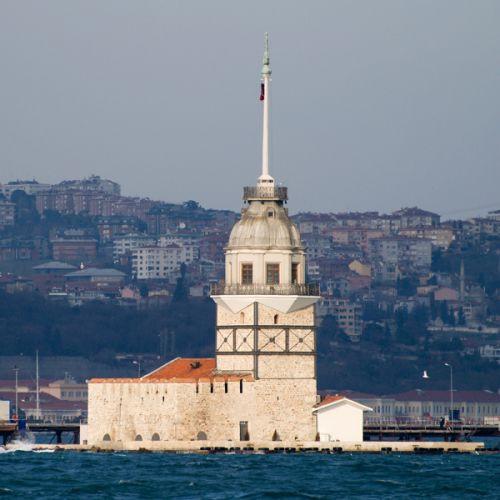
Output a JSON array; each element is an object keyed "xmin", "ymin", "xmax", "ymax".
[
  {"xmin": 273, "ymin": 314, "xmax": 279, "ymax": 325},
  {"xmin": 266, "ymin": 264, "xmax": 280, "ymax": 285},
  {"xmin": 224, "ymin": 381, "xmax": 228, "ymax": 393},
  {"xmin": 240, "ymin": 312, "xmax": 245, "ymax": 323},
  {"xmin": 291, "ymin": 263, "xmax": 299, "ymax": 284},
  {"xmin": 242, "ymin": 264, "xmax": 253, "ymax": 285},
  {"xmin": 152, "ymin": 433, "xmax": 160, "ymax": 441},
  {"xmin": 210, "ymin": 382, "xmax": 214, "ymax": 393},
  {"xmin": 239, "ymin": 379, "xmax": 244, "ymax": 394}
]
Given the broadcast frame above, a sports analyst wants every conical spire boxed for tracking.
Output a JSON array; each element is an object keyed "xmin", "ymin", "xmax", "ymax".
[{"xmin": 259, "ymin": 33, "xmax": 274, "ymax": 185}]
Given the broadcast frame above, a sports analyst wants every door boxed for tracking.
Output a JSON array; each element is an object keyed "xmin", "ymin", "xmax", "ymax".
[{"xmin": 239, "ymin": 421, "xmax": 249, "ymax": 441}]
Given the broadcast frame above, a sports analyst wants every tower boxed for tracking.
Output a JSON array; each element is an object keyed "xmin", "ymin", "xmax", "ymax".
[{"xmin": 211, "ymin": 35, "xmax": 320, "ymax": 382}]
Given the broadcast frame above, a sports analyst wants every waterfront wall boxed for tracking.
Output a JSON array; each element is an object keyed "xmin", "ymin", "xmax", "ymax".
[{"xmin": 87, "ymin": 377, "xmax": 317, "ymax": 446}]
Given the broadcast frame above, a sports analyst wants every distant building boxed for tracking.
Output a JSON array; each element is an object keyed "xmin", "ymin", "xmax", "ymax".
[
  {"xmin": 0, "ymin": 180, "xmax": 51, "ymax": 199},
  {"xmin": 331, "ymin": 227, "xmax": 384, "ymax": 252},
  {"xmin": 65, "ymin": 267, "xmax": 126, "ymax": 285},
  {"xmin": 132, "ymin": 244, "xmax": 194, "ymax": 280},
  {"xmin": 51, "ymin": 238, "xmax": 98, "ymax": 263},
  {"xmin": 33, "ymin": 261, "xmax": 78, "ymax": 294},
  {"xmin": 349, "ymin": 259, "xmax": 372, "ymax": 278},
  {"xmin": 56, "ymin": 175, "xmax": 120, "ymax": 196},
  {"xmin": 351, "ymin": 390, "xmax": 500, "ymax": 421},
  {"xmin": 369, "ymin": 236, "xmax": 432, "ymax": 282},
  {"xmin": 113, "ymin": 234, "xmax": 157, "ymax": 260},
  {"xmin": 43, "ymin": 373, "xmax": 88, "ymax": 401},
  {"xmin": 96, "ymin": 215, "xmax": 142, "ymax": 242},
  {"xmin": 398, "ymin": 227, "xmax": 455, "ymax": 250},
  {"xmin": 0, "ymin": 201, "xmax": 15, "ymax": 230},
  {"xmin": 479, "ymin": 345, "xmax": 500, "ymax": 363},
  {"xmin": 392, "ymin": 207, "xmax": 440, "ymax": 228},
  {"xmin": 0, "ymin": 239, "xmax": 34, "ymax": 261},
  {"xmin": 318, "ymin": 298, "xmax": 363, "ymax": 340}
]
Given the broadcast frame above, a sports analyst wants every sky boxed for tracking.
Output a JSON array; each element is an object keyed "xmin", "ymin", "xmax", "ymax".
[{"xmin": 1, "ymin": 1, "xmax": 499, "ymax": 217}]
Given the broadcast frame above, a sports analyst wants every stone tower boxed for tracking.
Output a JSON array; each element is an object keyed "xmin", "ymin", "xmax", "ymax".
[{"xmin": 211, "ymin": 34, "xmax": 320, "ymax": 382}]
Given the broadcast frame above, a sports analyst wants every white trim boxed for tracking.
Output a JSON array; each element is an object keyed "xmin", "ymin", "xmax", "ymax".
[
  {"xmin": 313, "ymin": 397, "xmax": 373, "ymax": 413},
  {"xmin": 212, "ymin": 295, "xmax": 320, "ymax": 314}
]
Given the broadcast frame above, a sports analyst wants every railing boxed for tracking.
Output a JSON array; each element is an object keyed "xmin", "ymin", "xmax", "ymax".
[
  {"xmin": 211, "ymin": 282, "xmax": 320, "ymax": 296},
  {"xmin": 364, "ymin": 416, "xmax": 491, "ymax": 428},
  {"xmin": 243, "ymin": 186, "xmax": 288, "ymax": 201}
]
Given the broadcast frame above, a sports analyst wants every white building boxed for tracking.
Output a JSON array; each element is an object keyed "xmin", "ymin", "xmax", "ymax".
[
  {"xmin": 313, "ymin": 395, "xmax": 372, "ymax": 442},
  {"xmin": 132, "ymin": 243, "xmax": 195, "ymax": 279},
  {"xmin": 0, "ymin": 180, "xmax": 51, "ymax": 198},
  {"xmin": 158, "ymin": 237, "xmax": 199, "ymax": 263},
  {"xmin": 113, "ymin": 234, "xmax": 157, "ymax": 260}
]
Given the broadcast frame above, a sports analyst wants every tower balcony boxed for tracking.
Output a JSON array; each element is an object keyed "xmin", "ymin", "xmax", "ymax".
[
  {"xmin": 243, "ymin": 186, "xmax": 288, "ymax": 201},
  {"xmin": 211, "ymin": 282, "xmax": 319, "ymax": 296}
]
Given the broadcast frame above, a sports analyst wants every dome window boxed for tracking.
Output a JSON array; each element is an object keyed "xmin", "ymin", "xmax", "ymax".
[
  {"xmin": 241, "ymin": 264, "xmax": 253, "ymax": 284},
  {"xmin": 266, "ymin": 263, "xmax": 280, "ymax": 285}
]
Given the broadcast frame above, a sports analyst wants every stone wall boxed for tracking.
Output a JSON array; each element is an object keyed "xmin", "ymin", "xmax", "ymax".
[{"xmin": 88, "ymin": 376, "xmax": 317, "ymax": 445}]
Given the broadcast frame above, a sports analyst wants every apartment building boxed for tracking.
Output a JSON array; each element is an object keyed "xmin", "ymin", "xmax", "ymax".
[
  {"xmin": 317, "ymin": 297, "xmax": 363, "ymax": 340},
  {"xmin": 132, "ymin": 243, "xmax": 194, "ymax": 279},
  {"xmin": 0, "ymin": 201, "xmax": 15, "ymax": 229},
  {"xmin": 113, "ymin": 234, "xmax": 157, "ymax": 260}
]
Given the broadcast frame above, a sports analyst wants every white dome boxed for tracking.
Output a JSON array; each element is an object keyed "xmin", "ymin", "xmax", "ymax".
[{"xmin": 227, "ymin": 201, "xmax": 302, "ymax": 250}]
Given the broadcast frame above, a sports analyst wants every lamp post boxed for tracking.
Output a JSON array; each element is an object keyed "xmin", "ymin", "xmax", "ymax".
[
  {"xmin": 132, "ymin": 360, "xmax": 141, "ymax": 378},
  {"xmin": 444, "ymin": 363, "xmax": 453, "ymax": 422},
  {"xmin": 13, "ymin": 365, "xmax": 19, "ymax": 420}
]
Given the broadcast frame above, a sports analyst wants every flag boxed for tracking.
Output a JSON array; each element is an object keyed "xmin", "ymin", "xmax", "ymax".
[{"xmin": 259, "ymin": 83, "xmax": 265, "ymax": 101}]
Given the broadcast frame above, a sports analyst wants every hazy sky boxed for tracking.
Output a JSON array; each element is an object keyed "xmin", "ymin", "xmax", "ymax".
[{"xmin": 1, "ymin": 1, "xmax": 499, "ymax": 217}]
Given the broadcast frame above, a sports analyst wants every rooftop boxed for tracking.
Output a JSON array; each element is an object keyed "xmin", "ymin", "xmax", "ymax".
[
  {"xmin": 65, "ymin": 268, "xmax": 126, "ymax": 278},
  {"xmin": 90, "ymin": 357, "xmax": 254, "ymax": 383},
  {"xmin": 33, "ymin": 261, "xmax": 77, "ymax": 271}
]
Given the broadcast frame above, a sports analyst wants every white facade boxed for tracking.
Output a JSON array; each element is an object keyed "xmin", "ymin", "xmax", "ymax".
[
  {"xmin": 314, "ymin": 397, "xmax": 372, "ymax": 442},
  {"xmin": 0, "ymin": 181, "xmax": 51, "ymax": 198},
  {"xmin": 113, "ymin": 234, "xmax": 157, "ymax": 259},
  {"xmin": 158, "ymin": 237, "xmax": 198, "ymax": 263},
  {"xmin": 132, "ymin": 243, "xmax": 194, "ymax": 279}
]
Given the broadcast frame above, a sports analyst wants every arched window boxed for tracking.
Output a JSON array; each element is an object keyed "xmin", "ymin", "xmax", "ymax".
[
  {"xmin": 273, "ymin": 314, "xmax": 279, "ymax": 325},
  {"xmin": 152, "ymin": 433, "xmax": 160, "ymax": 441},
  {"xmin": 210, "ymin": 382, "xmax": 214, "ymax": 393},
  {"xmin": 103, "ymin": 433, "xmax": 111, "ymax": 442},
  {"xmin": 197, "ymin": 431, "xmax": 207, "ymax": 440},
  {"xmin": 239, "ymin": 379, "xmax": 243, "ymax": 394},
  {"xmin": 135, "ymin": 434, "xmax": 143, "ymax": 441},
  {"xmin": 224, "ymin": 381, "xmax": 228, "ymax": 393}
]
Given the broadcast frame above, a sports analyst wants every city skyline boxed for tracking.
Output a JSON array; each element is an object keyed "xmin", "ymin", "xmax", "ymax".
[{"xmin": 1, "ymin": 1, "xmax": 499, "ymax": 217}]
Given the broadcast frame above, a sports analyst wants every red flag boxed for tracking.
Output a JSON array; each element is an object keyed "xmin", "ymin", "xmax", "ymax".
[{"xmin": 259, "ymin": 83, "xmax": 265, "ymax": 101}]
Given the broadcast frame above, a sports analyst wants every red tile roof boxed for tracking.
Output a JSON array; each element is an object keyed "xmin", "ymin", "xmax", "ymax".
[
  {"xmin": 145, "ymin": 358, "xmax": 216, "ymax": 380},
  {"xmin": 90, "ymin": 358, "xmax": 254, "ymax": 383},
  {"xmin": 316, "ymin": 394, "xmax": 346, "ymax": 408}
]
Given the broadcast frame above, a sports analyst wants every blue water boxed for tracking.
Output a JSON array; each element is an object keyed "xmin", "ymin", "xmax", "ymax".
[{"xmin": 0, "ymin": 451, "xmax": 499, "ymax": 499}]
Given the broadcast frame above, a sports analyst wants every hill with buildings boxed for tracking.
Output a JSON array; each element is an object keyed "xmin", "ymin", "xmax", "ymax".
[{"xmin": 0, "ymin": 175, "xmax": 499, "ymax": 394}]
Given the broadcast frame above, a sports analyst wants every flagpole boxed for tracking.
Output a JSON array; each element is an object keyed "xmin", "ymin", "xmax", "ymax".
[{"xmin": 259, "ymin": 33, "xmax": 272, "ymax": 184}]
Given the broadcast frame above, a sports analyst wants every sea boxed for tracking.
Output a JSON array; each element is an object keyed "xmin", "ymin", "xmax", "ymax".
[{"xmin": 1, "ymin": 443, "xmax": 499, "ymax": 499}]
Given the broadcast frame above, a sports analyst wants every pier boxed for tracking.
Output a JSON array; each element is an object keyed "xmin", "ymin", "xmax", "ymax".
[
  {"xmin": 364, "ymin": 421, "xmax": 499, "ymax": 441},
  {"xmin": 0, "ymin": 422, "xmax": 80, "ymax": 445}
]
